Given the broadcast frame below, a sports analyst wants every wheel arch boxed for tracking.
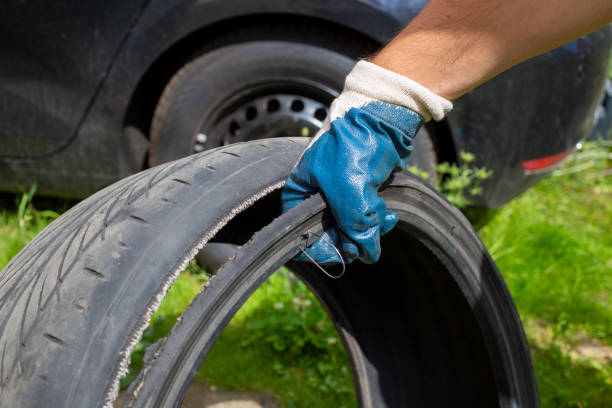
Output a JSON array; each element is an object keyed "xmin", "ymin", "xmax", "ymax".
[
  {"xmin": 120, "ymin": 4, "xmax": 457, "ymax": 171},
  {"xmin": 122, "ymin": 14, "xmax": 383, "ymax": 145}
]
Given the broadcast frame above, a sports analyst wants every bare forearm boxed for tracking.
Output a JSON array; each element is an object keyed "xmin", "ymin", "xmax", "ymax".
[{"xmin": 372, "ymin": 0, "xmax": 612, "ymax": 100}]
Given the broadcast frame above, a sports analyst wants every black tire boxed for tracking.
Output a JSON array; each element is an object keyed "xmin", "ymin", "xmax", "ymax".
[
  {"xmin": 0, "ymin": 139, "xmax": 302, "ymax": 407},
  {"xmin": 0, "ymin": 138, "xmax": 537, "ymax": 407},
  {"xmin": 149, "ymin": 41, "xmax": 352, "ymax": 165},
  {"xmin": 149, "ymin": 40, "xmax": 437, "ymax": 180},
  {"xmin": 126, "ymin": 180, "xmax": 537, "ymax": 408}
]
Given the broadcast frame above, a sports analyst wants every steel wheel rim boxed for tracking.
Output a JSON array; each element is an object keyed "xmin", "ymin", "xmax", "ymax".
[{"xmin": 193, "ymin": 79, "xmax": 337, "ymax": 151}]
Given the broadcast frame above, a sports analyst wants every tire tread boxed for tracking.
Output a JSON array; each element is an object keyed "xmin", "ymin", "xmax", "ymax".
[{"xmin": 0, "ymin": 139, "xmax": 305, "ymax": 407}]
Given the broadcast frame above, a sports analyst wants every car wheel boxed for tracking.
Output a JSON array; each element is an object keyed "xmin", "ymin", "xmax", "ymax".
[{"xmin": 149, "ymin": 41, "xmax": 437, "ymax": 181}]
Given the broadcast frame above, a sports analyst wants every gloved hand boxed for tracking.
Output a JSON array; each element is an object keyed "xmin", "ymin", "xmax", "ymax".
[{"xmin": 281, "ymin": 61, "xmax": 452, "ymax": 265}]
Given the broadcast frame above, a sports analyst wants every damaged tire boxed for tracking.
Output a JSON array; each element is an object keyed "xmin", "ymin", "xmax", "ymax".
[{"xmin": 0, "ymin": 138, "xmax": 538, "ymax": 407}]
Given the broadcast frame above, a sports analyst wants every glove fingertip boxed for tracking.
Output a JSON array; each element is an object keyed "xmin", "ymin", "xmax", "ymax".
[
  {"xmin": 340, "ymin": 241, "xmax": 360, "ymax": 264},
  {"xmin": 380, "ymin": 210, "xmax": 399, "ymax": 236}
]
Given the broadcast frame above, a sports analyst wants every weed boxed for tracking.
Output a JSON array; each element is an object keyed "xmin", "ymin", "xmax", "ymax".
[
  {"xmin": 406, "ymin": 165, "xmax": 429, "ymax": 181},
  {"xmin": 409, "ymin": 151, "xmax": 492, "ymax": 208}
]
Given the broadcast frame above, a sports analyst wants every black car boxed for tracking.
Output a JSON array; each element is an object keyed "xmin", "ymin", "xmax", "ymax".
[{"xmin": 1, "ymin": 0, "xmax": 610, "ymax": 207}]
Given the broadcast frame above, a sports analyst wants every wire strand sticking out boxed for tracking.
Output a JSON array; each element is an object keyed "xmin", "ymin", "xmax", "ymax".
[{"xmin": 299, "ymin": 231, "xmax": 346, "ymax": 279}]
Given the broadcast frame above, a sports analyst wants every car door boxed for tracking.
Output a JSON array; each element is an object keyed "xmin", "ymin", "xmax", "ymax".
[{"xmin": 0, "ymin": 0, "xmax": 147, "ymax": 157}]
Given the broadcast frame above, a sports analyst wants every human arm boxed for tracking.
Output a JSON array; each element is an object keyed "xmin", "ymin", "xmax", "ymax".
[
  {"xmin": 373, "ymin": 0, "xmax": 612, "ymax": 100},
  {"xmin": 282, "ymin": 1, "xmax": 612, "ymax": 265}
]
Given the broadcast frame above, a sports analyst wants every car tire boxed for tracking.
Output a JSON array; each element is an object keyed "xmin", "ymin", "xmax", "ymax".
[
  {"xmin": 149, "ymin": 40, "xmax": 437, "ymax": 181},
  {"xmin": 149, "ymin": 41, "xmax": 351, "ymax": 165},
  {"xmin": 0, "ymin": 138, "xmax": 536, "ymax": 407}
]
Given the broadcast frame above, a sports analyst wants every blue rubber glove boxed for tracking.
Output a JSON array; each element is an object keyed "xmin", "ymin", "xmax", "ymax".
[{"xmin": 282, "ymin": 61, "xmax": 452, "ymax": 265}]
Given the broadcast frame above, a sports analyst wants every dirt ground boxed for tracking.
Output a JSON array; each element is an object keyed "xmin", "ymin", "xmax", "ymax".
[{"xmin": 116, "ymin": 383, "xmax": 281, "ymax": 408}]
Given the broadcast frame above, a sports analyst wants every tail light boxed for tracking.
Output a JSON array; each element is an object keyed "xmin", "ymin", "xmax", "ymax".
[{"xmin": 521, "ymin": 147, "xmax": 576, "ymax": 174}]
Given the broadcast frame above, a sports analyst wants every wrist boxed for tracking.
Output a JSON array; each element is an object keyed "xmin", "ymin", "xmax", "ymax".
[
  {"xmin": 307, "ymin": 61, "xmax": 451, "ymax": 151},
  {"xmin": 340, "ymin": 61, "xmax": 453, "ymax": 122}
]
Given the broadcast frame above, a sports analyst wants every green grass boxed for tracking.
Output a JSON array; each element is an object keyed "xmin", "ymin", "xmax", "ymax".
[
  {"xmin": 478, "ymin": 142, "xmax": 612, "ymax": 344},
  {"xmin": 0, "ymin": 192, "xmax": 63, "ymax": 269},
  {"xmin": 196, "ymin": 269, "xmax": 355, "ymax": 407},
  {"xmin": 1, "ymin": 141, "xmax": 611, "ymax": 407},
  {"xmin": 531, "ymin": 341, "xmax": 612, "ymax": 408},
  {"xmin": 476, "ymin": 141, "xmax": 612, "ymax": 407}
]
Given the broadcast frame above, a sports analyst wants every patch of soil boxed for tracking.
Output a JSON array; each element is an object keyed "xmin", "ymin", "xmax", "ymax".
[
  {"xmin": 527, "ymin": 320, "xmax": 612, "ymax": 364},
  {"xmin": 116, "ymin": 383, "xmax": 281, "ymax": 408}
]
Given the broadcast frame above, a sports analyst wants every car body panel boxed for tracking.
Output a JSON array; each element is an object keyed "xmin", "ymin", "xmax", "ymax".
[
  {"xmin": 447, "ymin": 27, "xmax": 612, "ymax": 207},
  {"xmin": 0, "ymin": 0, "xmax": 147, "ymax": 158},
  {"xmin": 0, "ymin": 0, "xmax": 610, "ymax": 207}
]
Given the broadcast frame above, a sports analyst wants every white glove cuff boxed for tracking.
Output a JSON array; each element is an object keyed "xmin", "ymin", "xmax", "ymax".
[{"xmin": 331, "ymin": 60, "xmax": 453, "ymax": 122}]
